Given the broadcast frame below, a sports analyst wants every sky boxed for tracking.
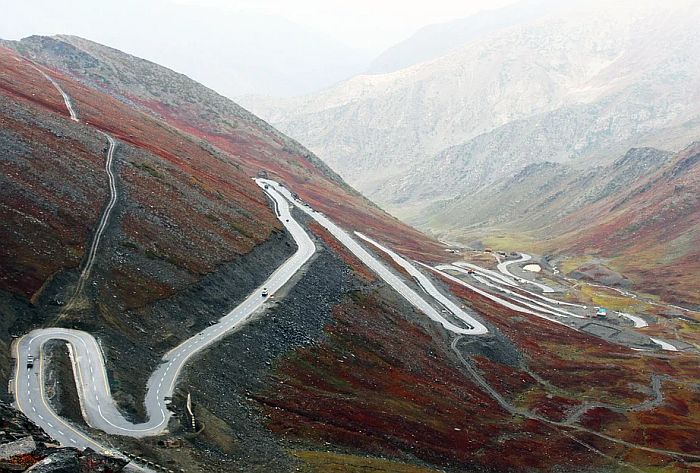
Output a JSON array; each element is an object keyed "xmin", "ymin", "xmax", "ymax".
[
  {"xmin": 0, "ymin": 0, "xmax": 519, "ymax": 97},
  {"xmin": 2, "ymin": 0, "xmax": 517, "ymax": 54},
  {"xmin": 174, "ymin": 0, "xmax": 519, "ymax": 51}
]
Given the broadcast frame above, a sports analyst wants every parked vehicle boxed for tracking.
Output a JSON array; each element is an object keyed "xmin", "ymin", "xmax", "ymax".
[{"xmin": 595, "ymin": 307, "xmax": 608, "ymax": 318}]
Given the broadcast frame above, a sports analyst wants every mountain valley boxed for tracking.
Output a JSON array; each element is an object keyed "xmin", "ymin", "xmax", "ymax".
[{"xmin": 0, "ymin": 22, "xmax": 699, "ymax": 473}]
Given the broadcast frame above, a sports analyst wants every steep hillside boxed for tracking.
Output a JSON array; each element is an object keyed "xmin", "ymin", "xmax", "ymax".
[
  {"xmin": 551, "ymin": 143, "xmax": 700, "ymax": 306},
  {"xmin": 0, "ymin": 45, "xmax": 296, "ymax": 411},
  {"xmin": 244, "ymin": 0, "xmax": 700, "ymax": 215},
  {"xmin": 366, "ymin": 0, "xmax": 561, "ymax": 74},
  {"xmin": 2, "ymin": 37, "xmax": 699, "ymax": 473},
  {"xmin": 4, "ymin": 35, "xmax": 442, "ymax": 260}
]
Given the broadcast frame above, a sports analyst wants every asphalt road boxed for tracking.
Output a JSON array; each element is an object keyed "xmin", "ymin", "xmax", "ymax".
[
  {"xmin": 13, "ymin": 182, "xmax": 316, "ymax": 448},
  {"xmin": 259, "ymin": 179, "xmax": 488, "ymax": 336}
]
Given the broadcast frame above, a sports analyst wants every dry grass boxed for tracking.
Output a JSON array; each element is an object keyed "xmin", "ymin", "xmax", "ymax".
[{"xmin": 292, "ymin": 450, "xmax": 440, "ymax": 473}]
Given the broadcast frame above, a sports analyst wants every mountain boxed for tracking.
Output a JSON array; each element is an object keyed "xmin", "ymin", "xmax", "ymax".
[
  {"xmin": 2, "ymin": 35, "xmax": 699, "ymax": 473},
  {"xmin": 550, "ymin": 143, "xmax": 700, "ymax": 306},
  {"xmin": 422, "ymin": 144, "xmax": 700, "ymax": 306},
  {"xmin": 2, "ymin": 35, "xmax": 438, "ymax": 259},
  {"xmin": 420, "ymin": 147, "xmax": 674, "ymax": 233},
  {"xmin": 243, "ymin": 0, "xmax": 700, "ymax": 216},
  {"xmin": 366, "ymin": 0, "xmax": 561, "ymax": 74},
  {"xmin": 1, "ymin": 1, "xmax": 368, "ymax": 97}
]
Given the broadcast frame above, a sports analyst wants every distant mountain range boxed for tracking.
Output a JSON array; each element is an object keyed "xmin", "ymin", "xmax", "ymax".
[
  {"xmin": 244, "ymin": 0, "xmax": 700, "ymax": 216},
  {"xmin": 366, "ymin": 0, "xmax": 562, "ymax": 74}
]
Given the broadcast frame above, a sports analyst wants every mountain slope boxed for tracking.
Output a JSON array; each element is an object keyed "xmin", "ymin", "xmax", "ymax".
[
  {"xmin": 243, "ymin": 0, "xmax": 700, "ymax": 214},
  {"xmin": 4, "ymin": 35, "xmax": 442, "ymax": 260},
  {"xmin": 366, "ymin": 0, "xmax": 561, "ymax": 74},
  {"xmin": 551, "ymin": 143, "xmax": 700, "ymax": 306},
  {"xmin": 421, "ymin": 147, "xmax": 674, "ymax": 232},
  {"xmin": 1, "ymin": 37, "xmax": 699, "ymax": 473},
  {"xmin": 423, "ymin": 143, "xmax": 700, "ymax": 307}
]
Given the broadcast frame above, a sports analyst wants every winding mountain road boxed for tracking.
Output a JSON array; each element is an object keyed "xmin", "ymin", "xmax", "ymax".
[
  {"xmin": 421, "ymin": 263, "xmax": 570, "ymax": 327},
  {"xmin": 434, "ymin": 262, "xmax": 683, "ymax": 352},
  {"xmin": 14, "ymin": 182, "xmax": 315, "ymax": 448},
  {"xmin": 14, "ymin": 178, "xmax": 495, "ymax": 456},
  {"xmin": 260, "ymin": 180, "xmax": 488, "ymax": 335},
  {"xmin": 496, "ymin": 253, "xmax": 555, "ymax": 293}
]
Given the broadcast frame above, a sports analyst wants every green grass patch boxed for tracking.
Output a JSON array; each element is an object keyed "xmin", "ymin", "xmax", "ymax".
[
  {"xmin": 133, "ymin": 161, "xmax": 163, "ymax": 179},
  {"xmin": 481, "ymin": 232, "xmax": 541, "ymax": 253}
]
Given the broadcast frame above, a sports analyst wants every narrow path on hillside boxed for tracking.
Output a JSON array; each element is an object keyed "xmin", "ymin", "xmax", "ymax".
[
  {"xmin": 62, "ymin": 132, "xmax": 119, "ymax": 313},
  {"xmin": 450, "ymin": 336, "xmax": 700, "ymax": 468},
  {"xmin": 25, "ymin": 61, "xmax": 120, "ymax": 315},
  {"xmin": 27, "ymin": 62, "xmax": 79, "ymax": 121}
]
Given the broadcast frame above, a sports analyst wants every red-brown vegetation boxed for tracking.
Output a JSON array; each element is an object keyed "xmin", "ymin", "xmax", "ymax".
[
  {"xmin": 0, "ymin": 48, "xmax": 283, "ymax": 308},
  {"xmin": 550, "ymin": 143, "xmax": 700, "ymax": 305},
  {"xmin": 257, "ymin": 291, "xmax": 612, "ymax": 471}
]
